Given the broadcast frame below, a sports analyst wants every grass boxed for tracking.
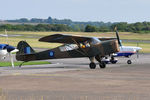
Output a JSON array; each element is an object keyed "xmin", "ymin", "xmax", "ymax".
[
  {"xmin": 0, "ymin": 36, "xmax": 61, "ymax": 48},
  {"xmin": 0, "ymin": 61, "xmax": 51, "ymax": 67},
  {"xmin": 1, "ymin": 31, "xmax": 150, "ymax": 40},
  {"xmin": 0, "ymin": 31, "xmax": 150, "ymax": 52}
]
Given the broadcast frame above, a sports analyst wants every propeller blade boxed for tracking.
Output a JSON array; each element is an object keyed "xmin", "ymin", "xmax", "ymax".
[
  {"xmin": 9, "ymin": 49, "xmax": 19, "ymax": 68},
  {"xmin": 114, "ymin": 27, "xmax": 122, "ymax": 46},
  {"xmin": 5, "ymin": 29, "xmax": 8, "ymax": 44},
  {"xmin": 137, "ymin": 50, "xmax": 139, "ymax": 58},
  {"xmin": 10, "ymin": 49, "xmax": 19, "ymax": 53},
  {"xmin": 9, "ymin": 53, "xmax": 15, "ymax": 68}
]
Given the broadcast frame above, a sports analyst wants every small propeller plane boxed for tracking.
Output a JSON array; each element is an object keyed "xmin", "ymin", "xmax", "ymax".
[
  {"xmin": 0, "ymin": 32, "xmax": 19, "ymax": 68},
  {"xmin": 16, "ymin": 34, "xmax": 120, "ymax": 69},
  {"xmin": 103, "ymin": 29, "xmax": 142, "ymax": 64}
]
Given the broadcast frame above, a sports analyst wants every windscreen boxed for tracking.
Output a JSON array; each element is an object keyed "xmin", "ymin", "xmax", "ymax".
[{"xmin": 90, "ymin": 37, "xmax": 101, "ymax": 45}]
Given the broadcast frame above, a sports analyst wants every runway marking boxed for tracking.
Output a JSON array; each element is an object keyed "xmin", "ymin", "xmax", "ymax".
[
  {"xmin": 10, "ymin": 72, "xmax": 66, "ymax": 77},
  {"xmin": 11, "ymin": 73, "xmax": 65, "ymax": 77},
  {"xmin": 12, "ymin": 73, "xmax": 22, "ymax": 76}
]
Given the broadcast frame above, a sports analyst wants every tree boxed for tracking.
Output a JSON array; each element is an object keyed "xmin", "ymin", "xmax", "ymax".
[
  {"xmin": 99, "ymin": 26, "xmax": 110, "ymax": 32},
  {"xmin": 85, "ymin": 25, "xmax": 98, "ymax": 32},
  {"xmin": 111, "ymin": 22, "xmax": 128, "ymax": 32}
]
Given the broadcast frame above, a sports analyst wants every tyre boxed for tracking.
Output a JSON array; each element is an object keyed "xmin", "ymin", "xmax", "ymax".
[
  {"xmin": 127, "ymin": 60, "xmax": 132, "ymax": 64},
  {"xmin": 99, "ymin": 61, "xmax": 106, "ymax": 68},
  {"xmin": 110, "ymin": 60, "xmax": 117, "ymax": 64},
  {"xmin": 89, "ymin": 62, "xmax": 96, "ymax": 69}
]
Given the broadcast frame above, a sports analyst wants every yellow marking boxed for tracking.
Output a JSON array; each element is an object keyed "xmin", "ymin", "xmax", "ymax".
[
  {"xmin": 12, "ymin": 73, "xmax": 22, "ymax": 76},
  {"xmin": 11, "ymin": 73, "xmax": 67, "ymax": 77},
  {"xmin": 27, "ymin": 74, "xmax": 63, "ymax": 77}
]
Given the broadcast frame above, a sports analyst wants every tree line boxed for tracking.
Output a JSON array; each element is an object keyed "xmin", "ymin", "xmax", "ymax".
[
  {"xmin": 85, "ymin": 22, "xmax": 150, "ymax": 33},
  {"xmin": 0, "ymin": 22, "xmax": 150, "ymax": 33},
  {"xmin": 0, "ymin": 24, "xmax": 72, "ymax": 31},
  {"xmin": 6, "ymin": 17, "xmax": 112, "ymax": 27},
  {"xmin": 4, "ymin": 17, "xmax": 112, "ymax": 32}
]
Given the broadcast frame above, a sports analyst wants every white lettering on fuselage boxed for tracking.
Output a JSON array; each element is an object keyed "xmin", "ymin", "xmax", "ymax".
[{"xmin": 59, "ymin": 44, "xmax": 78, "ymax": 52}]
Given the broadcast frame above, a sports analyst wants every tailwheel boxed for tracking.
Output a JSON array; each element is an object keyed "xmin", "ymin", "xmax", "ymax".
[
  {"xmin": 127, "ymin": 60, "xmax": 132, "ymax": 64},
  {"xmin": 89, "ymin": 62, "xmax": 96, "ymax": 69},
  {"xmin": 99, "ymin": 61, "xmax": 106, "ymax": 68}
]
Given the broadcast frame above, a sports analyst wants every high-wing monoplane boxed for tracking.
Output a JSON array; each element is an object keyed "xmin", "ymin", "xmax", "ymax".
[{"xmin": 16, "ymin": 34, "xmax": 119, "ymax": 69}]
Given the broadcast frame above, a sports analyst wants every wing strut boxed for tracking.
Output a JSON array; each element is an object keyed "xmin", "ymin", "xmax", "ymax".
[{"xmin": 71, "ymin": 38, "xmax": 90, "ymax": 57}]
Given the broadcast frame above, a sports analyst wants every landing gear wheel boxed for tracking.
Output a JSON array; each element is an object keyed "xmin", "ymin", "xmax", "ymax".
[
  {"xmin": 89, "ymin": 63, "xmax": 96, "ymax": 69},
  {"xmin": 127, "ymin": 60, "xmax": 132, "ymax": 64},
  {"xmin": 99, "ymin": 61, "xmax": 106, "ymax": 68},
  {"xmin": 110, "ymin": 56, "xmax": 117, "ymax": 64},
  {"xmin": 110, "ymin": 60, "xmax": 117, "ymax": 64}
]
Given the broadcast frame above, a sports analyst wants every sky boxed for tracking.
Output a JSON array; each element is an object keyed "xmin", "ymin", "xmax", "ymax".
[{"xmin": 0, "ymin": 0, "xmax": 150, "ymax": 23}]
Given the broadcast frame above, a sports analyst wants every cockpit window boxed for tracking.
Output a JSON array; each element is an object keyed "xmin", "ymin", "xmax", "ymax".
[
  {"xmin": 59, "ymin": 44, "xmax": 78, "ymax": 52},
  {"xmin": 90, "ymin": 37, "xmax": 101, "ymax": 45}
]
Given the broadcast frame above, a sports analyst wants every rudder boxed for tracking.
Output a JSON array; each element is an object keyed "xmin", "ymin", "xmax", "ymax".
[{"xmin": 16, "ymin": 41, "xmax": 35, "ymax": 55}]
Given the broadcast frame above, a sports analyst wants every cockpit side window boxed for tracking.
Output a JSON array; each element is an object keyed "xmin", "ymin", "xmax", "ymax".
[{"xmin": 79, "ymin": 41, "xmax": 91, "ymax": 48}]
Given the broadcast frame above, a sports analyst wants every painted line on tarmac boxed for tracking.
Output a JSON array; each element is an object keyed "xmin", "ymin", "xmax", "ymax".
[
  {"xmin": 27, "ymin": 73, "xmax": 65, "ymax": 77},
  {"xmin": 11, "ymin": 73, "xmax": 66, "ymax": 77},
  {"xmin": 12, "ymin": 73, "xmax": 22, "ymax": 76}
]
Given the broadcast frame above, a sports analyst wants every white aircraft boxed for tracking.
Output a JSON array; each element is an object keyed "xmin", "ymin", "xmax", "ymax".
[{"xmin": 103, "ymin": 30, "xmax": 142, "ymax": 64}]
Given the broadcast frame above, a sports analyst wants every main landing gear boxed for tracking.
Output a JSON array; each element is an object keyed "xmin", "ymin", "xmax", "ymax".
[
  {"xmin": 110, "ymin": 56, "xmax": 117, "ymax": 64},
  {"xmin": 89, "ymin": 56, "xmax": 106, "ymax": 69},
  {"xmin": 125, "ymin": 55, "xmax": 132, "ymax": 64},
  {"xmin": 89, "ymin": 62, "xmax": 96, "ymax": 69},
  {"xmin": 111, "ymin": 56, "xmax": 132, "ymax": 64},
  {"xmin": 89, "ymin": 62, "xmax": 106, "ymax": 69},
  {"xmin": 127, "ymin": 60, "xmax": 132, "ymax": 64},
  {"xmin": 95, "ymin": 56, "xmax": 106, "ymax": 69},
  {"xmin": 99, "ymin": 61, "xmax": 106, "ymax": 68}
]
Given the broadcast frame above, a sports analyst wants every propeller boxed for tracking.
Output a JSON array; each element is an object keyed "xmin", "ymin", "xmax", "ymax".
[
  {"xmin": 5, "ymin": 45, "xmax": 19, "ymax": 68},
  {"xmin": 114, "ymin": 27, "xmax": 122, "ymax": 46},
  {"xmin": 1, "ymin": 30, "xmax": 19, "ymax": 68}
]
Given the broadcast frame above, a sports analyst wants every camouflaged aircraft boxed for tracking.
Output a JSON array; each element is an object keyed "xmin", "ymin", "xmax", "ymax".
[{"xmin": 16, "ymin": 34, "xmax": 119, "ymax": 69}]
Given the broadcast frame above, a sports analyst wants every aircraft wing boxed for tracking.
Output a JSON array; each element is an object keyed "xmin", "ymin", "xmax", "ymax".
[
  {"xmin": 98, "ymin": 37, "xmax": 116, "ymax": 41},
  {"xmin": 39, "ymin": 34, "xmax": 92, "ymax": 44}
]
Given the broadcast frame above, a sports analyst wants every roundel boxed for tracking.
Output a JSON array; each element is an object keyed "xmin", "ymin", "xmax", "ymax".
[{"xmin": 49, "ymin": 51, "xmax": 54, "ymax": 57}]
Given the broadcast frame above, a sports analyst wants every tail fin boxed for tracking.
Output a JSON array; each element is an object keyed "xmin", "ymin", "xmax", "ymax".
[
  {"xmin": 16, "ymin": 41, "xmax": 36, "ymax": 62},
  {"xmin": 115, "ymin": 27, "xmax": 122, "ymax": 46},
  {"xmin": 16, "ymin": 41, "xmax": 35, "ymax": 55}
]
